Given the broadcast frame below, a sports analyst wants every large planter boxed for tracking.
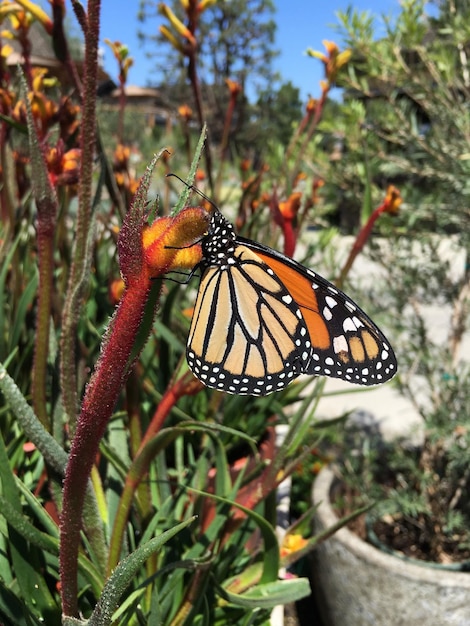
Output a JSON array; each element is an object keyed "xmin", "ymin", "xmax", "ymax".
[{"xmin": 311, "ymin": 466, "xmax": 470, "ymax": 626}]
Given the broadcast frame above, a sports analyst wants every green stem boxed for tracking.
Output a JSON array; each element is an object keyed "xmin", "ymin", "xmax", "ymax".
[
  {"xmin": 32, "ymin": 213, "xmax": 55, "ymax": 427},
  {"xmin": 19, "ymin": 70, "xmax": 58, "ymax": 429},
  {"xmin": 60, "ymin": 0, "xmax": 101, "ymax": 429}
]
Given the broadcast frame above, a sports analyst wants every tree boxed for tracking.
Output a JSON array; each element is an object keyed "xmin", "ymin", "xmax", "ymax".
[
  {"xmin": 137, "ymin": 0, "xmax": 281, "ymax": 160},
  {"xmin": 138, "ymin": 0, "xmax": 277, "ymax": 93},
  {"xmin": 254, "ymin": 81, "xmax": 302, "ymax": 150}
]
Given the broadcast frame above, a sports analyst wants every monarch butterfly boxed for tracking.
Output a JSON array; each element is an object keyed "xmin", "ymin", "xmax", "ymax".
[{"xmin": 184, "ymin": 199, "xmax": 397, "ymax": 396}]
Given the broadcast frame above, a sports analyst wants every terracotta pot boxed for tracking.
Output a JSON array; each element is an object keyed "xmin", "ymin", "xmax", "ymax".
[{"xmin": 311, "ymin": 466, "xmax": 470, "ymax": 626}]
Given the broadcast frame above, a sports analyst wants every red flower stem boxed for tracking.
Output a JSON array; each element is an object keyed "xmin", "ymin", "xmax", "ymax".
[
  {"xmin": 59, "ymin": 274, "xmax": 154, "ymax": 618},
  {"xmin": 126, "ymin": 368, "xmax": 143, "ymax": 459},
  {"xmin": 117, "ymin": 76, "xmax": 126, "ymax": 145},
  {"xmin": 106, "ymin": 375, "xmax": 202, "ymax": 574},
  {"xmin": 140, "ymin": 373, "xmax": 202, "ymax": 451},
  {"xmin": 336, "ymin": 202, "xmax": 387, "ymax": 289},
  {"xmin": 291, "ymin": 88, "xmax": 328, "ymax": 183},
  {"xmin": 282, "ymin": 218, "xmax": 296, "ymax": 258}
]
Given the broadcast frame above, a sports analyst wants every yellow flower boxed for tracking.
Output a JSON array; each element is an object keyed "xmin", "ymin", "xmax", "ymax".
[
  {"xmin": 280, "ymin": 534, "xmax": 307, "ymax": 558},
  {"xmin": 307, "ymin": 40, "xmax": 351, "ymax": 83},
  {"xmin": 159, "ymin": 3, "xmax": 196, "ymax": 48},
  {"xmin": 11, "ymin": 0, "xmax": 52, "ymax": 33}
]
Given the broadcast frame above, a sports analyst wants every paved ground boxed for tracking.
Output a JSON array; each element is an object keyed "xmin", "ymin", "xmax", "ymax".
[{"xmin": 315, "ymin": 377, "xmax": 424, "ymax": 446}]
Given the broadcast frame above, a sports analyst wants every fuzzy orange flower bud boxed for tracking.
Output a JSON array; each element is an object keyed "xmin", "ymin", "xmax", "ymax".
[
  {"xmin": 279, "ymin": 192, "xmax": 302, "ymax": 220},
  {"xmin": 142, "ymin": 207, "xmax": 210, "ymax": 276},
  {"xmin": 109, "ymin": 278, "xmax": 125, "ymax": 305},
  {"xmin": 178, "ymin": 104, "xmax": 193, "ymax": 120},
  {"xmin": 384, "ymin": 185, "xmax": 402, "ymax": 215},
  {"xmin": 306, "ymin": 97, "xmax": 317, "ymax": 113},
  {"xmin": 59, "ymin": 148, "xmax": 80, "ymax": 185},
  {"xmin": 240, "ymin": 159, "xmax": 251, "ymax": 173},
  {"xmin": 225, "ymin": 78, "xmax": 242, "ymax": 97},
  {"xmin": 114, "ymin": 144, "xmax": 130, "ymax": 170}
]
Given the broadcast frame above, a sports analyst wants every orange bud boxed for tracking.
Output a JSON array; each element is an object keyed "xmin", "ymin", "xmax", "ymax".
[
  {"xmin": 240, "ymin": 159, "xmax": 251, "ymax": 172},
  {"xmin": 58, "ymin": 148, "xmax": 80, "ymax": 185},
  {"xmin": 13, "ymin": 0, "xmax": 53, "ymax": 34},
  {"xmin": 128, "ymin": 177, "xmax": 140, "ymax": 196},
  {"xmin": 178, "ymin": 103, "xmax": 193, "ymax": 120},
  {"xmin": 312, "ymin": 461, "xmax": 324, "ymax": 475},
  {"xmin": 307, "ymin": 41, "xmax": 351, "ymax": 83},
  {"xmin": 113, "ymin": 144, "xmax": 131, "ymax": 177},
  {"xmin": 306, "ymin": 97, "xmax": 317, "ymax": 113},
  {"xmin": 384, "ymin": 185, "xmax": 402, "ymax": 215},
  {"xmin": 294, "ymin": 171, "xmax": 307, "ymax": 186},
  {"xmin": 279, "ymin": 192, "xmax": 302, "ymax": 220},
  {"xmin": 142, "ymin": 207, "xmax": 210, "ymax": 276},
  {"xmin": 323, "ymin": 40, "xmax": 339, "ymax": 55},
  {"xmin": 109, "ymin": 278, "xmax": 125, "ymax": 304},
  {"xmin": 225, "ymin": 78, "xmax": 242, "ymax": 97}
]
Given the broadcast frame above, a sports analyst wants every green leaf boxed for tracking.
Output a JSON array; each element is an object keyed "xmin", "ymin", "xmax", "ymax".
[
  {"xmin": 171, "ymin": 123, "xmax": 207, "ymax": 216},
  {"xmin": 0, "ymin": 579, "xmax": 45, "ymax": 626},
  {"xmin": 188, "ymin": 487, "xmax": 279, "ymax": 586},
  {"xmin": 0, "ymin": 362, "xmax": 68, "ymax": 475},
  {"xmin": 8, "ymin": 272, "xmax": 38, "ymax": 353},
  {"xmin": 88, "ymin": 516, "xmax": 197, "ymax": 626},
  {"xmin": 0, "ymin": 233, "xmax": 22, "ymax": 360},
  {"xmin": 219, "ymin": 577, "xmax": 311, "ymax": 609},
  {"xmin": 0, "ymin": 433, "xmax": 59, "ymax": 622}
]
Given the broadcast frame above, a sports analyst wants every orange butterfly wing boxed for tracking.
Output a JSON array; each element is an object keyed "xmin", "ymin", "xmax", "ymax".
[{"xmin": 240, "ymin": 238, "xmax": 397, "ymax": 385}]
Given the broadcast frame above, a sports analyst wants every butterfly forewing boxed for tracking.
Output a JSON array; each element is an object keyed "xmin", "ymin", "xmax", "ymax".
[
  {"xmin": 242, "ymin": 239, "xmax": 397, "ymax": 386},
  {"xmin": 186, "ymin": 244, "xmax": 312, "ymax": 395}
]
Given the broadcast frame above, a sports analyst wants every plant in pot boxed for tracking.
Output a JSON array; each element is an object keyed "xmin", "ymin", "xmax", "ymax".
[{"xmin": 310, "ymin": 2, "xmax": 470, "ymax": 624}]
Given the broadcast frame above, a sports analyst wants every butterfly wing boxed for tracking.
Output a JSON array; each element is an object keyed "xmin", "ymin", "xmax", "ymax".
[
  {"xmin": 239, "ymin": 237, "xmax": 397, "ymax": 386},
  {"xmin": 186, "ymin": 243, "xmax": 312, "ymax": 395}
]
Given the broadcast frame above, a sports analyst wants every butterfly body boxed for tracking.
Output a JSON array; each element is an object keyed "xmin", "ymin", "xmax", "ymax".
[{"xmin": 186, "ymin": 209, "xmax": 397, "ymax": 396}]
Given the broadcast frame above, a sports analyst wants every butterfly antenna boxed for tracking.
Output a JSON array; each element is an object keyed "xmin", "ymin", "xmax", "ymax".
[{"xmin": 166, "ymin": 172, "xmax": 219, "ymax": 212}]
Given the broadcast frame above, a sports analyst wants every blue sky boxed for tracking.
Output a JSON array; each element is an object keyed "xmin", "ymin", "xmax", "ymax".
[{"xmin": 42, "ymin": 1, "xmax": 436, "ymax": 101}]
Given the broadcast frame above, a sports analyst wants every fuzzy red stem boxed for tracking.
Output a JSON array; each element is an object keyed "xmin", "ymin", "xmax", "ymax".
[
  {"xmin": 336, "ymin": 202, "xmax": 387, "ymax": 289},
  {"xmin": 282, "ymin": 218, "xmax": 296, "ymax": 258},
  {"xmin": 59, "ymin": 275, "xmax": 153, "ymax": 617}
]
